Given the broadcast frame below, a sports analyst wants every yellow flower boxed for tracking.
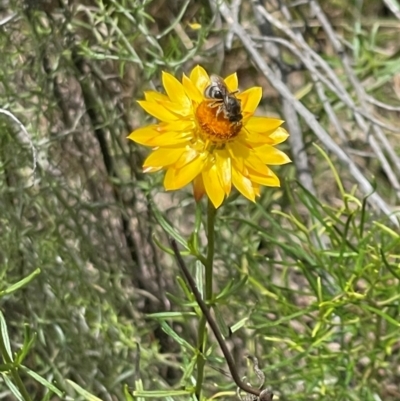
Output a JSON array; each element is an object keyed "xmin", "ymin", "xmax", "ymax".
[{"xmin": 128, "ymin": 65, "xmax": 290, "ymax": 208}]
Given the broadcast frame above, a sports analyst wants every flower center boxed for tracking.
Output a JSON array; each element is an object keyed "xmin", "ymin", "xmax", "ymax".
[{"xmin": 195, "ymin": 100, "xmax": 242, "ymax": 143}]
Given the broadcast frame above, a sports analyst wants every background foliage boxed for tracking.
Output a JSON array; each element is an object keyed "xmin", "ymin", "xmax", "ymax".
[{"xmin": 0, "ymin": 0, "xmax": 399, "ymax": 400}]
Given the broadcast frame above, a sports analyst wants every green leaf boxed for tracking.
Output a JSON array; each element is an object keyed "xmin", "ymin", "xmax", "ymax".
[
  {"xmin": 0, "ymin": 311, "xmax": 12, "ymax": 362},
  {"xmin": 124, "ymin": 384, "xmax": 135, "ymax": 401},
  {"xmin": 175, "ymin": 276, "xmax": 194, "ymax": 302},
  {"xmin": 150, "ymin": 199, "xmax": 188, "ymax": 249},
  {"xmin": 230, "ymin": 317, "xmax": 248, "ymax": 333},
  {"xmin": 216, "ymin": 275, "xmax": 248, "ymax": 302},
  {"xmin": 40, "ymin": 391, "xmax": 53, "ymax": 401},
  {"xmin": 22, "ymin": 366, "xmax": 63, "ymax": 397},
  {"xmin": 15, "ymin": 325, "xmax": 36, "ymax": 365},
  {"xmin": 1, "ymin": 374, "xmax": 24, "ymax": 401},
  {"xmin": 132, "ymin": 380, "xmax": 145, "ymax": 401},
  {"xmin": 380, "ymin": 248, "xmax": 400, "ymax": 280},
  {"xmin": 147, "ymin": 311, "xmax": 196, "ymax": 320},
  {"xmin": 195, "ymin": 260, "xmax": 204, "ymax": 299},
  {"xmin": 159, "ymin": 321, "xmax": 195, "ymax": 352},
  {"xmin": 67, "ymin": 379, "xmax": 104, "ymax": 401},
  {"xmin": 0, "ymin": 363, "xmax": 13, "ymax": 371},
  {"xmin": 0, "ymin": 268, "xmax": 41, "ymax": 298},
  {"xmin": 364, "ymin": 305, "xmax": 400, "ymax": 327},
  {"xmin": 180, "ymin": 353, "xmax": 197, "ymax": 383},
  {"xmin": 132, "ymin": 389, "xmax": 192, "ymax": 398},
  {"xmin": 213, "ymin": 305, "xmax": 230, "ymax": 338}
]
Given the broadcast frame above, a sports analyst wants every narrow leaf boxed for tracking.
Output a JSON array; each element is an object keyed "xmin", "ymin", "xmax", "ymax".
[
  {"xmin": 67, "ymin": 380, "xmax": 104, "ymax": 401},
  {"xmin": 0, "ymin": 269, "xmax": 41, "ymax": 298}
]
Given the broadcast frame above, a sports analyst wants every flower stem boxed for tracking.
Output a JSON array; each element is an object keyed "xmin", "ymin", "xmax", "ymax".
[{"xmin": 195, "ymin": 199, "xmax": 216, "ymax": 400}]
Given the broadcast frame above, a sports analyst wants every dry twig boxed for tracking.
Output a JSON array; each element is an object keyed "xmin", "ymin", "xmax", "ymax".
[{"xmin": 212, "ymin": 0, "xmax": 399, "ymax": 226}]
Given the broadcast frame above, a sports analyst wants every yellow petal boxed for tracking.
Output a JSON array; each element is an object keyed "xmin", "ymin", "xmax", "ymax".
[
  {"xmin": 159, "ymin": 100, "xmax": 191, "ymax": 117},
  {"xmin": 162, "ymin": 72, "xmax": 191, "ymax": 110},
  {"xmin": 138, "ymin": 100, "xmax": 178, "ymax": 122},
  {"xmin": 175, "ymin": 147, "xmax": 199, "ymax": 169},
  {"xmin": 189, "ymin": 22, "xmax": 201, "ymax": 30},
  {"xmin": 247, "ymin": 167, "xmax": 281, "ymax": 187},
  {"xmin": 203, "ymin": 162, "xmax": 225, "ymax": 208},
  {"xmin": 129, "ymin": 122, "xmax": 194, "ymax": 147},
  {"xmin": 146, "ymin": 131, "xmax": 193, "ymax": 147},
  {"xmin": 243, "ymin": 131, "xmax": 281, "ymax": 145},
  {"xmin": 232, "ymin": 168, "xmax": 256, "ymax": 202},
  {"xmin": 164, "ymin": 156, "xmax": 205, "ymax": 190},
  {"xmin": 224, "ymin": 73, "xmax": 238, "ymax": 92},
  {"xmin": 243, "ymin": 154, "xmax": 274, "ymax": 177},
  {"xmin": 268, "ymin": 127, "xmax": 290, "ymax": 145},
  {"xmin": 182, "ymin": 73, "xmax": 203, "ymax": 103},
  {"xmin": 245, "ymin": 116, "xmax": 284, "ymax": 133},
  {"xmin": 156, "ymin": 120, "xmax": 196, "ymax": 133},
  {"xmin": 238, "ymin": 87, "xmax": 262, "ymax": 115},
  {"xmin": 254, "ymin": 145, "xmax": 291, "ymax": 165},
  {"xmin": 190, "ymin": 65, "xmax": 210, "ymax": 94},
  {"xmin": 226, "ymin": 141, "xmax": 250, "ymax": 173},
  {"xmin": 193, "ymin": 175, "xmax": 206, "ymax": 201},
  {"xmin": 215, "ymin": 150, "xmax": 232, "ymax": 195},
  {"xmin": 144, "ymin": 91, "xmax": 169, "ymax": 102},
  {"xmin": 244, "ymin": 123, "xmax": 289, "ymax": 146},
  {"xmin": 143, "ymin": 165, "xmax": 163, "ymax": 173},
  {"xmin": 229, "ymin": 141, "xmax": 271, "ymax": 178},
  {"xmin": 128, "ymin": 125, "xmax": 159, "ymax": 145},
  {"xmin": 143, "ymin": 147, "xmax": 186, "ymax": 168}
]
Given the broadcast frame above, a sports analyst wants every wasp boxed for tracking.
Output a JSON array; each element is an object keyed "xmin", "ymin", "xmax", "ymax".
[{"xmin": 204, "ymin": 75, "xmax": 243, "ymax": 123}]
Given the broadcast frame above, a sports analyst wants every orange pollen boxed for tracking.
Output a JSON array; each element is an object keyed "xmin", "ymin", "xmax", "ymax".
[{"xmin": 195, "ymin": 100, "xmax": 242, "ymax": 143}]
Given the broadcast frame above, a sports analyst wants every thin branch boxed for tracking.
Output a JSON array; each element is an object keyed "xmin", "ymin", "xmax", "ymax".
[
  {"xmin": 251, "ymin": 2, "xmax": 316, "ymax": 197},
  {"xmin": 170, "ymin": 239, "xmax": 261, "ymax": 399},
  {"xmin": 226, "ymin": 0, "xmax": 242, "ymax": 50},
  {"xmin": 0, "ymin": 13, "xmax": 17, "ymax": 26},
  {"xmin": 366, "ymin": 96, "xmax": 400, "ymax": 112},
  {"xmin": 382, "ymin": 0, "xmax": 400, "ymax": 20},
  {"xmin": 309, "ymin": 0, "xmax": 400, "ymax": 189},
  {"xmin": 250, "ymin": 34, "xmax": 400, "ymax": 134}
]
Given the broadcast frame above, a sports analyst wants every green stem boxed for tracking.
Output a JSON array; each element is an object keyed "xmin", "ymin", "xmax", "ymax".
[{"xmin": 195, "ymin": 199, "xmax": 216, "ymax": 400}]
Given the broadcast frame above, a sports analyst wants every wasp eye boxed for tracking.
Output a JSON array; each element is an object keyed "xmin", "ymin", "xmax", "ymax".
[
  {"xmin": 205, "ymin": 83, "xmax": 224, "ymax": 100},
  {"xmin": 212, "ymin": 89, "xmax": 223, "ymax": 99}
]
